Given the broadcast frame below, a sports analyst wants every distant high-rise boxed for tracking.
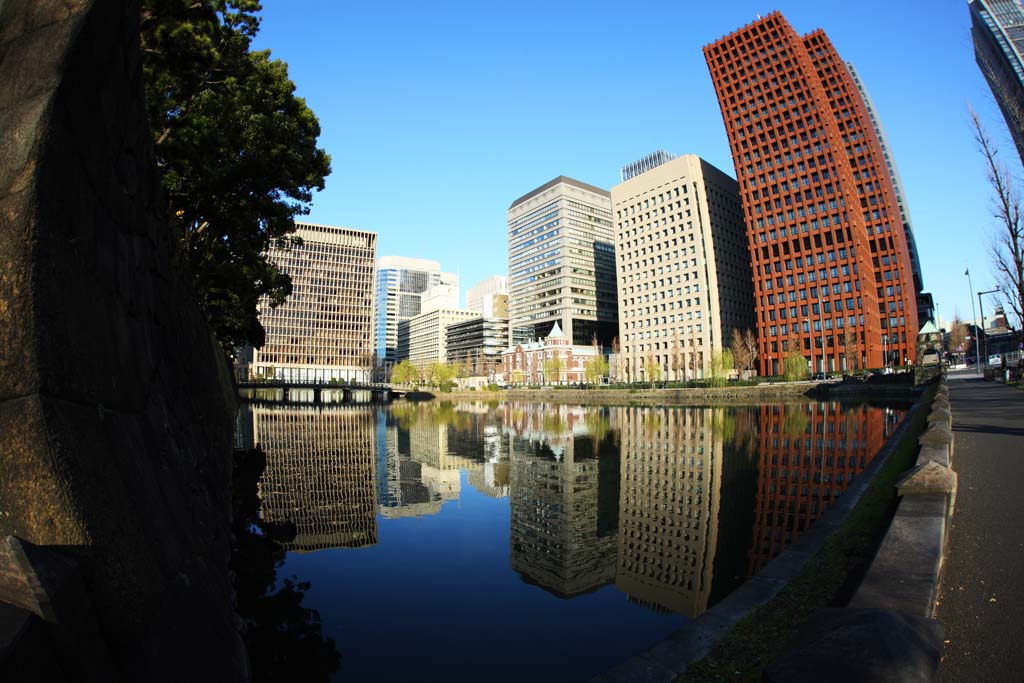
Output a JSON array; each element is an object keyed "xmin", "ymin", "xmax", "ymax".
[
  {"xmin": 374, "ymin": 256, "xmax": 455, "ymax": 373},
  {"xmin": 704, "ymin": 12, "xmax": 919, "ymax": 374},
  {"xmin": 420, "ymin": 275, "xmax": 460, "ymax": 314},
  {"xmin": 466, "ymin": 275, "xmax": 508, "ymax": 317},
  {"xmin": 397, "ymin": 307, "xmax": 479, "ymax": 370},
  {"xmin": 252, "ymin": 223, "xmax": 376, "ymax": 383},
  {"xmin": 611, "ymin": 153, "xmax": 755, "ymax": 382},
  {"xmin": 507, "ymin": 176, "xmax": 618, "ymax": 347},
  {"xmin": 971, "ymin": 0, "xmax": 1024, "ymax": 167}
]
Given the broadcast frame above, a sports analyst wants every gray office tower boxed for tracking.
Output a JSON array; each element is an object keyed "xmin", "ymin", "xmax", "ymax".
[
  {"xmin": 507, "ymin": 176, "xmax": 618, "ymax": 347},
  {"xmin": 971, "ymin": 0, "xmax": 1024, "ymax": 167}
]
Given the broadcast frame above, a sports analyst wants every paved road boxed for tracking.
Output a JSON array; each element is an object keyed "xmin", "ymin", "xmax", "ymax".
[{"xmin": 936, "ymin": 370, "xmax": 1024, "ymax": 682}]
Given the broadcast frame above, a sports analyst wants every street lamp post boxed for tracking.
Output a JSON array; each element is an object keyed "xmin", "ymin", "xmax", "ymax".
[
  {"xmin": 818, "ymin": 288, "xmax": 826, "ymax": 376},
  {"xmin": 966, "ymin": 269, "xmax": 982, "ymax": 375},
  {"xmin": 804, "ymin": 318, "xmax": 813, "ymax": 378},
  {"xmin": 978, "ymin": 288, "xmax": 1000, "ymax": 366}
]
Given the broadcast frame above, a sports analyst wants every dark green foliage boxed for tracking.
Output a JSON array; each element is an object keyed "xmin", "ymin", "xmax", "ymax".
[{"xmin": 140, "ymin": 1, "xmax": 331, "ymax": 349}]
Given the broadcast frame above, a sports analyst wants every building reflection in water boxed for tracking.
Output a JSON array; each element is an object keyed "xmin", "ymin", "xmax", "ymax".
[
  {"xmin": 613, "ymin": 407, "xmax": 724, "ymax": 617},
  {"xmin": 378, "ymin": 402, "xmax": 512, "ymax": 518},
  {"xmin": 504, "ymin": 403, "xmax": 620, "ymax": 598},
  {"xmin": 747, "ymin": 402, "xmax": 897, "ymax": 575},
  {"xmin": 254, "ymin": 405, "xmax": 379, "ymax": 551},
  {"xmin": 246, "ymin": 398, "xmax": 903, "ymax": 620}
]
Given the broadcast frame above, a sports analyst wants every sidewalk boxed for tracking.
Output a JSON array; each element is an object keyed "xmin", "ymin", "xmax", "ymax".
[{"xmin": 936, "ymin": 370, "xmax": 1024, "ymax": 682}]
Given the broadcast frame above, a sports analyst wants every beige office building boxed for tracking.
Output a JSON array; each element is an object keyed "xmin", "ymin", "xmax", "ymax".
[
  {"xmin": 507, "ymin": 176, "xmax": 618, "ymax": 347},
  {"xmin": 398, "ymin": 307, "xmax": 479, "ymax": 370},
  {"xmin": 611, "ymin": 154, "xmax": 753, "ymax": 382},
  {"xmin": 253, "ymin": 223, "xmax": 376, "ymax": 383}
]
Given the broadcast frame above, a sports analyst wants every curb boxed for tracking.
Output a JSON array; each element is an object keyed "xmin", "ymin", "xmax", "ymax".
[{"xmin": 850, "ymin": 373, "xmax": 953, "ymax": 617}]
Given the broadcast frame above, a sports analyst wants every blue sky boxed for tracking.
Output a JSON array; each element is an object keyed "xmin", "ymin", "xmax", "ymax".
[{"xmin": 254, "ymin": 0, "xmax": 1013, "ymax": 328}]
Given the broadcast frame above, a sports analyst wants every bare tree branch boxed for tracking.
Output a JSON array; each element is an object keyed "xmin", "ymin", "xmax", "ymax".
[{"xmin": 971, "ymin": 107, "xmax": 1024, "ymax": 332}]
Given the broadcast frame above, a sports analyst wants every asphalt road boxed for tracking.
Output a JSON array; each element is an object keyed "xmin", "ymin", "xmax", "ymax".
[{"xmin": 936, "ymin": 370, "xmax": 1024, "ymax": 682}]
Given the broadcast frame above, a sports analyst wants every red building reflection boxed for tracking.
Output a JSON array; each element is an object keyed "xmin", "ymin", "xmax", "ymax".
[{"xmin": 747, "ymin": 401, "xmax": 897, "ymax": 574}]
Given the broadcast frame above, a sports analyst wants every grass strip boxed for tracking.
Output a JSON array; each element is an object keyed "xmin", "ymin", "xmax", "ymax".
[{"xmin": 681, "ymin": 384, "xmax": 936, "ymax": 682}]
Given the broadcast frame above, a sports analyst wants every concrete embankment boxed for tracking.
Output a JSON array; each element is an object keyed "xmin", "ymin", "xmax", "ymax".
[
  {"xmin": 595, "ymin": 377, "xmax": 939, "ymax": 682},
  {"xmin": 437, "ymin": 378, "xmax": 916, "ymax": 407},
  {"xmin": 440, "ymin": 382, "xmax": 817, "ymax": 406}
]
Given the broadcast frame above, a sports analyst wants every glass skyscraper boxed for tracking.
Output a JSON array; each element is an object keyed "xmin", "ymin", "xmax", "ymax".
[
  {"xmin": 374, "ymin": 256, "xmax": 455, "ymax": 375},
  {"xmin": 971, "ymin": 0, "xmax": 1024, "ymax": 167}
]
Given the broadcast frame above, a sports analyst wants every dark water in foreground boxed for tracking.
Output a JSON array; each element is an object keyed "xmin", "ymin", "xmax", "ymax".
[{"xmin": 235, "ymin": 399, "xmax": 905, "ymax": 682}]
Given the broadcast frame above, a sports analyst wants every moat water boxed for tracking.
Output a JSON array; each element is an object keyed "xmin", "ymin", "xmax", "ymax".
[{"xmin": 235, "ymin": 398, "xmax": 905, "ymax": 682}]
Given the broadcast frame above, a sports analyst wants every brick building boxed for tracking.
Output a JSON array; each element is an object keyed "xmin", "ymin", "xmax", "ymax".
[
  {"xmin": 704, "ymin": 13, "xmax": 918, "ymax": 375},
  {"xmin": 500, "ymin": 322, "xmax": 601, "ymax": 385}
]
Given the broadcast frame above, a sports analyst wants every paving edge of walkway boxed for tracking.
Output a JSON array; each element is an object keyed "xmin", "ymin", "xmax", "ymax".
[{"xmin": 592, "ymin": 380, "xmax": 940, "ymax": 683}]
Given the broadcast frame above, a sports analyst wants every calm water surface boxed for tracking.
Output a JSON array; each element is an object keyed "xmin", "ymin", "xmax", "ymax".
[{"xmin": 237, "ymin": 399, "xmax": 904, "ymax": 682}]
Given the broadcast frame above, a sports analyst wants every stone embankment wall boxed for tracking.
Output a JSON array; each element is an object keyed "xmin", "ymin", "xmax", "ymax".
[
  {"xmin": 442, "ymin": 382, "xmax": 817, "ymax": 406},
  {"xmin": 0, "ymin": 2, "xmax": 242, "ymax": 680},
  {"xmin": 851, "ymin": 374, "xmax": 955, "ymax": 615}
]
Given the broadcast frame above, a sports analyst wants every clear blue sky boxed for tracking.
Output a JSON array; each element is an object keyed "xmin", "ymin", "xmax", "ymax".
[{"xmin": 253, "ymin": 0, "xmax": 1013, "ymax": 328}]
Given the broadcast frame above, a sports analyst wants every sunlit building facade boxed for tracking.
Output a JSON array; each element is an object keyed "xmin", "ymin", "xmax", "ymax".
[
  {"xmin": 500, "ymin": 321, "xmax": 602, "ymax": 385},
  {"xmin": 704, "ymin": 13, "xmax": 918, "ymax": 374},
  {"xmin": 612, "ymin": 153, "xmax": 754, "ymax": 382},
  {"xmin": 252, "ymin": 223, "xmax": 376, "ymax": 383},
  {"xmin": 466, "ymin": 276, "xmax": 509, "ymax": 316},
  {"xmin": 397, "ymin": 307, "xmax": 479, "ymax": 370}
]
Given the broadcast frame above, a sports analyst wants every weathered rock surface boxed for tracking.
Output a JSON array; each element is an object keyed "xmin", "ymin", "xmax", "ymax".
[{"xmin": 0, "ymin": 1, "xmax": 242, "ymax": 679}]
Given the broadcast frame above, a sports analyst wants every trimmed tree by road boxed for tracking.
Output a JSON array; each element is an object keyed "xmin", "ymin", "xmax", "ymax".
[{"xmin": 584, "ymin": 356, "xmax": 609, "ymax": 386}]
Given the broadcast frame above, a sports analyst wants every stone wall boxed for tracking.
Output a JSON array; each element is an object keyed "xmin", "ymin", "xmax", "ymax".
[
  {"xmin": 0, "ymin": 1, "xmax": 243, "ymax": 680},
  {"xmin": 442, "ymin": 382, "xmax": 816, "ymax": 406}
]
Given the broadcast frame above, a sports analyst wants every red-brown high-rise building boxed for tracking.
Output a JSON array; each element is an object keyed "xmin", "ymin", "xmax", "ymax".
[{"xmin": 703, "ymin": 13, "xmax": 918, "ymax": 375}]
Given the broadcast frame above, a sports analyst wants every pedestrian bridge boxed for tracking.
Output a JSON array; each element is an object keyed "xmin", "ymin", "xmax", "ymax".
[{"xmin": 236, "ymin": 381, "xmax": 403, "ymax": 405}]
